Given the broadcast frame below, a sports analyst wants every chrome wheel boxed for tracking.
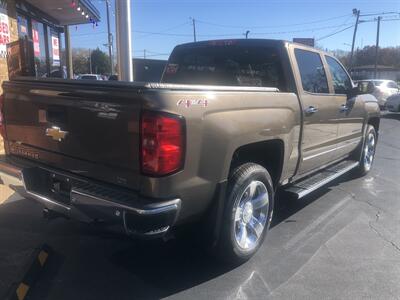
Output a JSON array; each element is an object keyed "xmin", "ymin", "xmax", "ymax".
[
  {"xmin": 233, "ymin": 181, "xmax": 269, "ymax": 251},
  {"xmin": 364, "ymin": 132, "xmax": 376, "ymax": 171}
]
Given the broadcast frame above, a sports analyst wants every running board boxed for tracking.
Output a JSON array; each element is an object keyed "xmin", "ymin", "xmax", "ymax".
[{"xmin": 285, "ymin": 160, "xmax": 359, "ymax": 199}]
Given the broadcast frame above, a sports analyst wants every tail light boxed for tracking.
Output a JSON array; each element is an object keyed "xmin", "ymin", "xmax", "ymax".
[{"xmin": 140, "ymin": 111, "xmax": 185, "ymax": 176}]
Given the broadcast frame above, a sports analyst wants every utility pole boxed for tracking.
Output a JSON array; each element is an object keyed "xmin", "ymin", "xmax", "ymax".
[
  {"xmin": 192, "ymin": 18, "xmax": 197, "ymax": 42},
  {"xmin": 374, "ymin": 16, "xmax": 381, "ymax": 79},
  {"xmin": 64, "ymin": 25, "xmax": 73, "ymax": 79},
  {"xmin": 144, "ymin": 49, "xmax": 146, "ymax": 59},
  {"xmin": 105, "ymin": 0, "xmax": 113, "ymax": 74},
  {"xmin": 245, "ymin": 30, "xmax": 250, "ymax": 39},
  {"xmin": 349, "ymin": 9, "xmax": 360, "ymax": 70}
]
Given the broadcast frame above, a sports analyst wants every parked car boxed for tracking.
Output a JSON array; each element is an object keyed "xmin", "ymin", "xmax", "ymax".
[
  {"xmin": 355, "ymin": 79, "xmax": 399, "ymax": 108},
  {"xmin": 42, "ymin": 68, "xmax": 67, "ymax": 79},
  {"xmin": 76, "ymin": 74, "xmax": 104, "ymax": 80},
  {"xmin": 386, "ymin": 93, "xmax": 400, "ymax": 112},
  {"xmin": 0, "ymin": 39, "xmax": 380, "ymax": 264},
  {"xmin": 108, "ymin": 74, "xmax": 118, "ymax": 81}
]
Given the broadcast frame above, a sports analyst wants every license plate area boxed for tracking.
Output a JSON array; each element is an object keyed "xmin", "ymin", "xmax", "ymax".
[{"xmin": 23, "ymin": 168, "xmax": 72, "ymax": 205}]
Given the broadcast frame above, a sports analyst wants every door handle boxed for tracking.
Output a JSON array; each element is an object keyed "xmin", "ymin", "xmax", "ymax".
[
  {"xmin": 305, "ymin": 106, "xmax": 318, "ymax": 114},
  {"xmin": 340, "ymin": 104, "xmax": 350, "ymax": 112}
]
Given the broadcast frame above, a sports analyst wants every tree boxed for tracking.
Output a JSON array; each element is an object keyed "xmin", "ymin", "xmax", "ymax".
[
  {"xmin": 90, "ymin": 48, "xmax": 110, "ymax": 75},
  {"xmin": 72, "ymin": 48, "xmax": 90, "ymax": 75},
  {"xmin": 337, "ymin": 46, "xmax": 400, "ymax": 69}
]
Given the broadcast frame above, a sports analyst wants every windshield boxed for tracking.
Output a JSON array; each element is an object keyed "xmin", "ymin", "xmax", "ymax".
[{"xmin": 162, "ymin": 44, "xmax": 286, "ymax": 91}]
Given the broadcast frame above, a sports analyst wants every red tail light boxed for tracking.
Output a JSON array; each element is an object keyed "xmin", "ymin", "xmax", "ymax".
[{"xmin": 140, "ymin": 111, "xmax": 185, "ymax": 176}]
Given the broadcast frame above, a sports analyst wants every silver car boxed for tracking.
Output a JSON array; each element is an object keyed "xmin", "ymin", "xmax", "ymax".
[
  {"xmin": 355, "ymin": 80, "xmax": 399, "ymax": 107},
  {"xmin": 386, "ymin": 93, "xmax": 400, "ymax": 112},
  {"xmin": 77, "ymin": 74, "xmax": 104, "ymax": 80}
]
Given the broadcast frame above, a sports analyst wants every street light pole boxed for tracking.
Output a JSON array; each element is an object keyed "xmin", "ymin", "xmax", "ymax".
[
  {"xmin": 349, "ymin": 9, "xmax": 360, "ymax": 70},
  {"xmin": 106, "ymin": 0, "xmax": 113, "ymax": 74},
  {"xmin": 374, "ymin": 16, "xmax": 381, "ymax": 79}
]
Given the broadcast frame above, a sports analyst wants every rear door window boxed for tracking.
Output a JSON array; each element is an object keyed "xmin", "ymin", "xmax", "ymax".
[
  {"xmin": 295, "ymin": 49, "xmax": 329, "ymax": 94},
  {"xmin": 163, "ymin": 44, "xmax": 286, "ymax": 90}
]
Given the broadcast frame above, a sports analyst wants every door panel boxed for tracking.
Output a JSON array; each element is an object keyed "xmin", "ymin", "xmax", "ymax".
[
  {"xmin": 324, "ymin": 56, "xmax": 363, "ymax": 160},
  {"xmin": 332, "ymin": 95, "xmax": 363, "ymax": 159},
  {"xmin": 300, "ymin": 94, "xmax": 339, "ymax": 173},
  {"xmin": 292, "ymin": 48, "xmax": 339, "ymax": 175}
]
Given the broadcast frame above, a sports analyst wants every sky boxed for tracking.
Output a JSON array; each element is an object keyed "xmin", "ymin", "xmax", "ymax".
[{"xmin": 70, "ymin": 0, "xmax": 400, "ymax": 60}]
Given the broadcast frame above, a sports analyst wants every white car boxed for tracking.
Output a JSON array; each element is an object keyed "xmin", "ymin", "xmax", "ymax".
[
  {"xmin": 355, "ymin": 80, "xmax": 399, "ymax": 107},
  {"xmin": 77, "ymin": 74, "xmax": 104, "ymax": 80},
  {"xmin": 386, "ymin": 93, "xmax": 400, "ymax": 112}
]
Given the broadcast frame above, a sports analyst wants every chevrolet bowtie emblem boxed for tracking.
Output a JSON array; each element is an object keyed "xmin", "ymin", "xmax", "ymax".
[{"xmin": 46, "ymin": 126, "xmax": 68, "ymax": 141}]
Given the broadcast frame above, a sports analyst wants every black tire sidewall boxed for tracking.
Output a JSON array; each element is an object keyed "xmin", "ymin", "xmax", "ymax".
[
  {"xmin": 358, "ymin": 125, "xmax": 377, "ymax": 175},
  {"xmin": 220, "ymin": 164, "xmax": 274, "ymax": 263}
]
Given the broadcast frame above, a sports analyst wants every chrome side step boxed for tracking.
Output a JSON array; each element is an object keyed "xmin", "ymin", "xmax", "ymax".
[{"xmin": 285, "ymin": 160, "xmax": 359, "ymax": 199}]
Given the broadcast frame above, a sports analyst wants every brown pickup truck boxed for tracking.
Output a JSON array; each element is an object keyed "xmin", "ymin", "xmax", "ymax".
[{"xmin": 0, "ymin": 39, "xmax": 380, "ymax": 263}]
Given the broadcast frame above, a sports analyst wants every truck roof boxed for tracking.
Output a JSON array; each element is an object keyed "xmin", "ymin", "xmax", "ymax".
[{"xmin": 173, "ymin": 38, "xmax": 331, "ymax": 57}]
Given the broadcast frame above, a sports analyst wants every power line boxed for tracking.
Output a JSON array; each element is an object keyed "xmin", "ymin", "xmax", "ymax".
[
  {"xmin": 133, "ymin": 22, "xmax": 355, "ymax": 38},
  {"xmin": 316, "ymin": 24, "xmax": 355, "ymax": 41},
  {"xmin": 135, "ymin": 21, "xmax": 191, "ymax": 39},
  {"xmin": 195, "ymin": 13, "xmax": 353, "ymax": 29},
  {"xmin": 360, "ymin": 11, "xmax": 399, "ymax": 17}
]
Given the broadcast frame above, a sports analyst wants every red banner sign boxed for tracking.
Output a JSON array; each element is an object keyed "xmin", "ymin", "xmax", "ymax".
[{"xmin": 0, "ymin": 8, "xmax": 10, "ymax": 58}]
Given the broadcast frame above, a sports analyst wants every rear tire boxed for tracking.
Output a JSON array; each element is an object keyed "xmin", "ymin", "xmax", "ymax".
[
  {"xmin": 214, "ymin": 163, "xmax": 274, "ymax": 265},
  {"xmin": 354, "ymin": 125, "xmax": 377, "ymax": 176}
]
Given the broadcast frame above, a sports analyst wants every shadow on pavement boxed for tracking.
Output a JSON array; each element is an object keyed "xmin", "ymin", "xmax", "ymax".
[
  {"xmin": 381, "ymin": 112, "xmax": 400, "ymax": 121},
  {"xmin": 0, "ymin": 176, "xmax": 346, "ymax": 300}
]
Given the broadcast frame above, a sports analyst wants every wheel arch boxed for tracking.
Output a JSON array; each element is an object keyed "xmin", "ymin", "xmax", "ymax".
[
  {"xmin": 229, "ymin": 139, "xmax": 285, "ymax": 188},
  {"xmin": 367, "ymin": 116, "xmax": 380, "ymax": 134}
]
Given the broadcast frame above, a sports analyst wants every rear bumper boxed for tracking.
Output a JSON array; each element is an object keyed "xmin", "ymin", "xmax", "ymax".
[{"xmin": 0, "ymin": 157, "xmax": 181, "ymax": 237}]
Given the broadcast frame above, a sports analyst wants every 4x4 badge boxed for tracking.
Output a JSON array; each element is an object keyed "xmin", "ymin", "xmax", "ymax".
[{"xmin": 46, "ymin": 126, "xmax": 68, "ymax": 141}]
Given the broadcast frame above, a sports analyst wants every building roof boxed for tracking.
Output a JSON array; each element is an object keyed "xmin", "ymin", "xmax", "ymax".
[{"xmin": 23, "ymin": 0, "xmax": 100, "ymax": 26}]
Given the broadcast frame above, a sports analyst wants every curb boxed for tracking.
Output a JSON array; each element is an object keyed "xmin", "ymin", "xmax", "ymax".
[{"xmin": 6, "ymin": 244, "xmax": 51, "ymax": 300}]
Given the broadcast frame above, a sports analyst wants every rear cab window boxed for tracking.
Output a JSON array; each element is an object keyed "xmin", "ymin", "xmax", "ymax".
[
  {"xmin": 294, "ymin": 49, "xmax": 329, "ymax": 94},
  {"xmin": 162, "ymin": 42, "xmax": 287, "ymax": 91}
]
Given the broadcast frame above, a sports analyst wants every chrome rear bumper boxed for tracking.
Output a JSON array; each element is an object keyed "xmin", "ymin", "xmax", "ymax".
[{"xmin": 0, "ymin": 158, "xmax": 181, "ymax": 237}]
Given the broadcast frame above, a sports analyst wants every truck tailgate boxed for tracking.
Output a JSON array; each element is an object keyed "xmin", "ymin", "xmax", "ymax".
[{"xmin": 2, "ymin": 79, "xmax": 143, "ymax": 189}]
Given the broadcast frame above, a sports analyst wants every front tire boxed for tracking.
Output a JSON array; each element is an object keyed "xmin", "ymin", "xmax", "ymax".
[
  {"xmin": 215, "ymin": 163, "xmax": 274, "ymax": 265},
  {"xmin": 355, "ymin": 125, "xmax": 377, "ymax": 176}
]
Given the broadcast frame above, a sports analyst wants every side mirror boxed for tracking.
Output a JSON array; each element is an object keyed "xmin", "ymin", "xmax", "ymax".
[{"xmin": 347, "ymin": 86, "xmax": 360, "ymax": 99}]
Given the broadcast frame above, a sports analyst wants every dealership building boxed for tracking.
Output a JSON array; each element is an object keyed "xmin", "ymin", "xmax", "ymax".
[{"xmin": 0, "ymin": 0, "xmax": 100, "ymax": 93}]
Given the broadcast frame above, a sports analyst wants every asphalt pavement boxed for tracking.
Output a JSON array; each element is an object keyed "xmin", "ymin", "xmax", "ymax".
[{"xmin": 0, "ymin": 113, "xmax": 399, "ymax": 300}]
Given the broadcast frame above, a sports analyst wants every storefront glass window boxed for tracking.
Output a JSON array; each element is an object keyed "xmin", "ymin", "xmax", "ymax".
[
  {"xmin": 17, "ymin": 14, "xmax": 28, "ymax": 38},
  {"xmin": 59, "ymin": 32, "xmax": 67, "ymax": 77},
  {"xmin": 47, "ymin": 29, "xmax": 64, "ymax": 78},
  {"xmin": 31, "ymin": 19, "xmax": 47, "ymax": 77}
]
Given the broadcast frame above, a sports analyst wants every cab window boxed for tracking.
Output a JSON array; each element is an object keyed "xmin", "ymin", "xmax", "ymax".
[
  {"xmin": 295, "ymin": 49, "xmax": 329, "ymax": 94},
  {"xmin": 163, "ymin": 44, "xmax": 287, "ymax": 91},
  {"xmin": 325, "ymin": 56, "xmax": 352, "ymax": 94}
]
